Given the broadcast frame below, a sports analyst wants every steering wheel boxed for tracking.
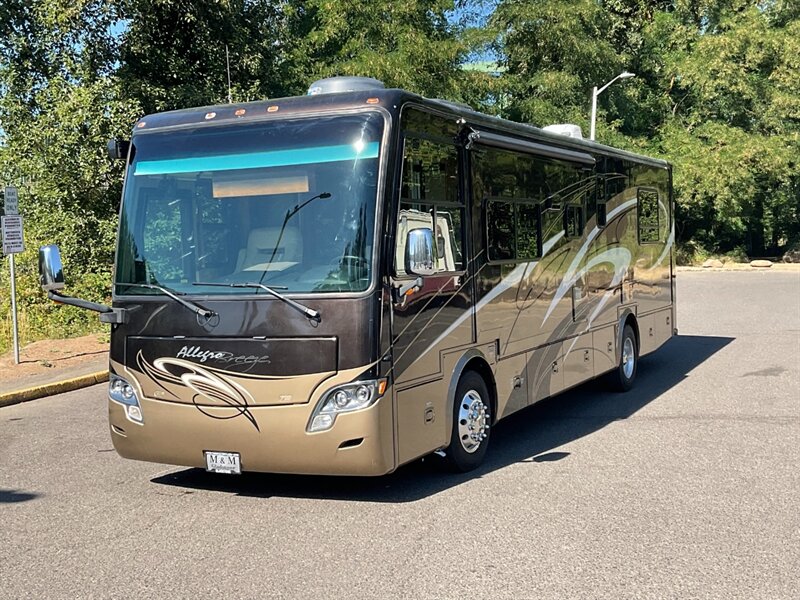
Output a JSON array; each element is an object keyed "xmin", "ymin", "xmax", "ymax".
[
  {"xmin": 327, "ymin": 255, "xmax": 369, "ymax": 290},
  {"xmin": 340, "ymin": 255, "xmax": 368, "ymax": 266},
  {"xmin": 329, "ymin": 255, "xmax": 368, "ymax": 270}
]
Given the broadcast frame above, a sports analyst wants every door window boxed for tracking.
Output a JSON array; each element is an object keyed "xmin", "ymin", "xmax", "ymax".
[{"xmin": 396, "ymin": 125, "xmax": 464, "ymax": 275}]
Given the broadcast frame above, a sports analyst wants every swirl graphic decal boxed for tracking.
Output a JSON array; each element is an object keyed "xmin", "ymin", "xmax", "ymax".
[{"xmin": 137, "ymin": 351, "xmax": 260, "ymax": 431}]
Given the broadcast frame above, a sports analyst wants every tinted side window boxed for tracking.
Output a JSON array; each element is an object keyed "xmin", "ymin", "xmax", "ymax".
[
  {"xmin": 487, "ymin": 201, "xmax": 515, "ymax": 260},
  {"xmin": 474, "ymin": 144, "xmax": 586, "ymax": 259},
  {"xmin": 396, "ymin": 111, "xmax": 465, "ymax": 275},
  {"xmin": 565, "ymin": 205, "xmax": 584, "ymax": 238},
  {"xmin": 486, "ymin": 200, "xmax": 540, "ymax": 262},
  {"xmin": 400, "ymin": 138, "xmax": 459, "ymax": 204},
  {"xmin": 638, "ymin": 187, "xmax": 660, "ymax": 243},
  {"xmin": 517, "ymin": 203, "xmax": 538, "ymax": 259}
]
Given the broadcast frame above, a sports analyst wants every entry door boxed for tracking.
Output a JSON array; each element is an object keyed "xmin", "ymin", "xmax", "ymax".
[{"xmin": 390, "ymin": 112, "xmax": 473, "ymax": 386}]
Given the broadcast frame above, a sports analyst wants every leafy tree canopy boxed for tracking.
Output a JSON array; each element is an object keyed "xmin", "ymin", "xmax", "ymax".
[{"xmin": 1, "ymin": 0, "xmax": 798, "ymax": 350}]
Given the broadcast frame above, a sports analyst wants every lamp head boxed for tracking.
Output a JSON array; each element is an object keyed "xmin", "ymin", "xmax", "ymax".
[{"xmin": 620, "ymin": 71, "xmax": 636, "ymax": 80}]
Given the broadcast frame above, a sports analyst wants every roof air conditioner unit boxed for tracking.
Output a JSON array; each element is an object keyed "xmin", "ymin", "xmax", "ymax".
[
  {"xmin": 307, "ymin": 77, "xmax": 385, "ymax": 96},
  {"xmin": 542, "ymin": 124, "xmax": 584, "ymax": 139}
]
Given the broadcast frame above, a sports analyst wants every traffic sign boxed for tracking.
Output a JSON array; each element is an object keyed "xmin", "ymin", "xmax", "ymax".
[
  {"xmin": 3, "ymin": 186, "xmax": 19, "ymax": 215},
  {"xmin": 2, "ymin": 214, "xmax": 24, "ymax": 254}
]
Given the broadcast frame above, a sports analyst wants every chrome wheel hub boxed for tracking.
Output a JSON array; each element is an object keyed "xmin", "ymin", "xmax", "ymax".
[
  {"xmin": 457, "ymin": 390, "xmax": 489, "ymax": 454},
  {"xmin": 622, "ymin": 337, "xmax": 635, "ymax": 379}
]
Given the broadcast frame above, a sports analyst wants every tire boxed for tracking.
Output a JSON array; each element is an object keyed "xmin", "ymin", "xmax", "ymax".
[
  {"xmin": 444, "ymin": 371, "xmax": 491, "ymax": 472},
  {"xmin": 609, "ymin": 323, "xmax": 638, "ymax": 392}
]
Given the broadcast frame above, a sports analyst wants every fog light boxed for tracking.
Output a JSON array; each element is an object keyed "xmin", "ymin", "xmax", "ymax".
[
  {"xmin": 126, "ymin": 405, "xmax": 143, "ymax": 423},
  {"xmin": 310, "ymin": 414, "xmax": 334, "ymax": 432}
]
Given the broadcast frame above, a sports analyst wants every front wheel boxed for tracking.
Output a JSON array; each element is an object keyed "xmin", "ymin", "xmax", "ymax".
[
  {"xmin": 444, "ymin": 371, "xmax": 491, "ymax": 472},
  {"xmin": 609, "ymin": 323, "xmax": 638, "ymax": 392}
]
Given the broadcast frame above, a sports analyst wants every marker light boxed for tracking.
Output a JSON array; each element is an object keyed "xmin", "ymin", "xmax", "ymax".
[{"xmin": 307, "ymin": 378, "xmax": 388, "ymax": 432}]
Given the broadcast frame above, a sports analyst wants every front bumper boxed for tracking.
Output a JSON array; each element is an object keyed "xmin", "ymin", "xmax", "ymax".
[{"xmin": 109, "ymin": 392, "xmax": 396, "ymax": 476}]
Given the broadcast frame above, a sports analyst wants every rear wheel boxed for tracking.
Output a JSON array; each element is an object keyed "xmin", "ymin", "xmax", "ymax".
[
  {"xmin": 609, "ymin": 324, "xmax": 638, "ymax": 392},
  {"xmin": 444, "ymin": 371, "xmax": 491, "ymax": 472}
]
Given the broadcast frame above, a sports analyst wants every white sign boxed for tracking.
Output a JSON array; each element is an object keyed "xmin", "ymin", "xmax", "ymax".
[
  {"xmin": 3, "ymin": 186, "xmax": 19, "ymax": 215},
  {"xmin": 2, "ymin": 215, "xmax": 24, "ymax": 254}
]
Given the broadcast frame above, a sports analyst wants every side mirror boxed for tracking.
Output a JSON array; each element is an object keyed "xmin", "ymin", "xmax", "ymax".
[
  {"xmin": 38, "ymin": 244, "xmax": 122, "ymax": 321},
  {"xmin": 39, "ymin": 244, "xmax": 65, "ymax": 291},
  {"xmin": 107, "ymin": 139, "xmax": 130, "ymax": 160},
  {"xmin": 405, "ymin": 228, "xmax": 437, "ymax": 277}
]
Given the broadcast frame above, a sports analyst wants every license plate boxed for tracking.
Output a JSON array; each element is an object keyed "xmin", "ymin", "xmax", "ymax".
[{"xmin": 204, "ymin": 451, "xmax": 241, "ymax": 474}]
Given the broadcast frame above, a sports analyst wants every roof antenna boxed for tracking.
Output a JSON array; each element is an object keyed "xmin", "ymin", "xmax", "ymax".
[{"xmin": 225, "ymin": 44, "xmax": 232, "ymax": 104}]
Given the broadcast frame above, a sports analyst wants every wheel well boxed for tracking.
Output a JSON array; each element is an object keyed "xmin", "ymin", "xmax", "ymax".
[
  {"xmin": 463, "ymin": 357, "xmax": 497, "ymax": 425},
  {"xmin": 624, "ymin": 314, "xmax": 640, "ymax": 352}
]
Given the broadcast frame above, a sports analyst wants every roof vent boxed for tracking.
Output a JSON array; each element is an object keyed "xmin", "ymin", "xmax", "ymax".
[
  {"xmin": 543, "ymin": 124, "xmax": 583, "ymax": 139},
  {"xmin": 307, "ymin": 76, "xmax": 386, "ymax": 96}
]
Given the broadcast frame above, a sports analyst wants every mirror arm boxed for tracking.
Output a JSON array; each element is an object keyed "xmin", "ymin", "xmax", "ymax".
[
  {"xmin": 390, "ymin": 277, "xmax": 423, "ymax": 304},
  {"xmin": 48, "ymin": 291, "xmax": 127, "ymax": 324}
]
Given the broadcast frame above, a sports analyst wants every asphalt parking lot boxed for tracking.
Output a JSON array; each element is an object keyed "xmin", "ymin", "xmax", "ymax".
[{"xmin": 1, "ymin": 270, "xmax": 798, "ymax": 599}]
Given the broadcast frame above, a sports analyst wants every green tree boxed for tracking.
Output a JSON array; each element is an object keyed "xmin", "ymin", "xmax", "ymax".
[
  {"xmin": 0, "ymin": 0, "xmax": 139, "ymax": 350},
  {"xmin": 656, "ymin": 3, "xmax": 800, "ymax": 255},
  {"xmin": 287, "ymin": 0, "xmax": 491, "ymax": 104},
  {"xmin": 491, "ymin": 0, "xmax": 622, "ymax": 128},
  {"xmin": 117, "ymin": 0, "xmax": 296, "ymax": 113},
  {"xmin": 492, "ymin": 0, "xmax": 799, "ymax": 257}
]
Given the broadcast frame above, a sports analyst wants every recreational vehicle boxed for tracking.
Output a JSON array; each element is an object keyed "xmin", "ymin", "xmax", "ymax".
[{"xmin": 39, "ymin": 77, "xmax": 675, "ymax": 475}]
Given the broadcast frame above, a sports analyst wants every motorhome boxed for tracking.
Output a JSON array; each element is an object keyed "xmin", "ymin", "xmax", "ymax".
[{"xmin": 39, "ymin": 76, "xmax": 675, "ymax": 475}]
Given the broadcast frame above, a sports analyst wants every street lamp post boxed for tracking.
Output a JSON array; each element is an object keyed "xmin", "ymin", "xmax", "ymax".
[{"xmin": 589, "ymin": 71, "xmax": 636, "ymax": 141}]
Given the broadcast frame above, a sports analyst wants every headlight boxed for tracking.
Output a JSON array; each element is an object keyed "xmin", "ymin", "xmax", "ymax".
[
  {"xmin": 109, "ymin": 374, "xmax": 143, "ymax": 424},
  {"xmin": 307, "ymin": 378, "xmax": 387, "ymax": 432}
]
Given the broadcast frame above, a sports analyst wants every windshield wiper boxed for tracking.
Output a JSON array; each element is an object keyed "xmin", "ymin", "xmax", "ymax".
[
  {"xmin": 258, "ymin": 191, "xmax": 332, "ymax": 285},
  {"xmin": 117, "ymin": 283, "xmax": 216, "ymax": 319},
  {"xmin": 193, "ymin": 282, "xmax": 321, "ymax": 322}
]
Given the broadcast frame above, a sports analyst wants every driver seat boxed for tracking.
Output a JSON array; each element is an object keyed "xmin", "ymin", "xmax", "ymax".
[{"xmin": 235, "ymin": 227, "xmax": 303, "ymax": 272}]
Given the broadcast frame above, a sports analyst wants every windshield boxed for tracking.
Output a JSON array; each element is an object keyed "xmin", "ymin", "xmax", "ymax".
[{"xmin": 116, "ymin": 112, "xmax": 384, "ymax": 295}]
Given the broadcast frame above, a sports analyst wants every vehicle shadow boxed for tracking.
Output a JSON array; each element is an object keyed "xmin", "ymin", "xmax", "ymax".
[
  {"xmin": 152, "ymin": 334, "xmax": 733, "ymax": 502},
  {"xmin": 0, "ymin": 489, "xmax": 40, "ymax": 504}
]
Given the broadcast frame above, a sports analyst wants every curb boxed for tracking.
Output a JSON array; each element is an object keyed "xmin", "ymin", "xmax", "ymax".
[
  {"xmin": 0, "ymin": 371, "xmax": 109, "ymax": 409},
  {"xmin": 676, "ymin": 265, "xmax": 800, "ymax": 272}
]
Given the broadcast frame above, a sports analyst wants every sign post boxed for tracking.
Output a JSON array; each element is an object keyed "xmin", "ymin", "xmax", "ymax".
[{"xmin": 2, "ymin": 186, "xmax": 22, "ymax": 365}]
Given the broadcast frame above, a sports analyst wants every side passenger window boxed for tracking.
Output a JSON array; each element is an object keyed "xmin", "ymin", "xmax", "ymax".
[
  {"xmin": 638, "ymin": 187, "xmax": 660, "ymax": 243},
  {"xmin": 486, "ymin": 200, "xmax": 539, "ymax": 262},
  {"xmin": 565, "ymin": 205, "xmax": 584, "ymax": 238},
  {"xmin": 396, "ymin": 136, "xmax": 464, "ymax": 275}
]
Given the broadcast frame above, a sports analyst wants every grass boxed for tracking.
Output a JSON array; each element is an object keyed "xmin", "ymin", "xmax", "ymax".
[{"xmin": 0, "ymin": 307, "xmax": 107, "ymax": 355}]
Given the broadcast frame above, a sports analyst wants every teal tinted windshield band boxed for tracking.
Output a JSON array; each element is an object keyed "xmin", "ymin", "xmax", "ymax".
[{"xmin": 134, "ymin": 141, "xmax": 380, "ymax": 176}]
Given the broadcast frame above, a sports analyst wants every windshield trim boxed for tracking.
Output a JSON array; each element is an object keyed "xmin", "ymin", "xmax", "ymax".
[
  {"xmin": 134, "ymin": 141, "xmax": 381, "ymax": 176},
  {"xmin": 113, "ymin": 106, "xmax": 392, "ymax": 302}
]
